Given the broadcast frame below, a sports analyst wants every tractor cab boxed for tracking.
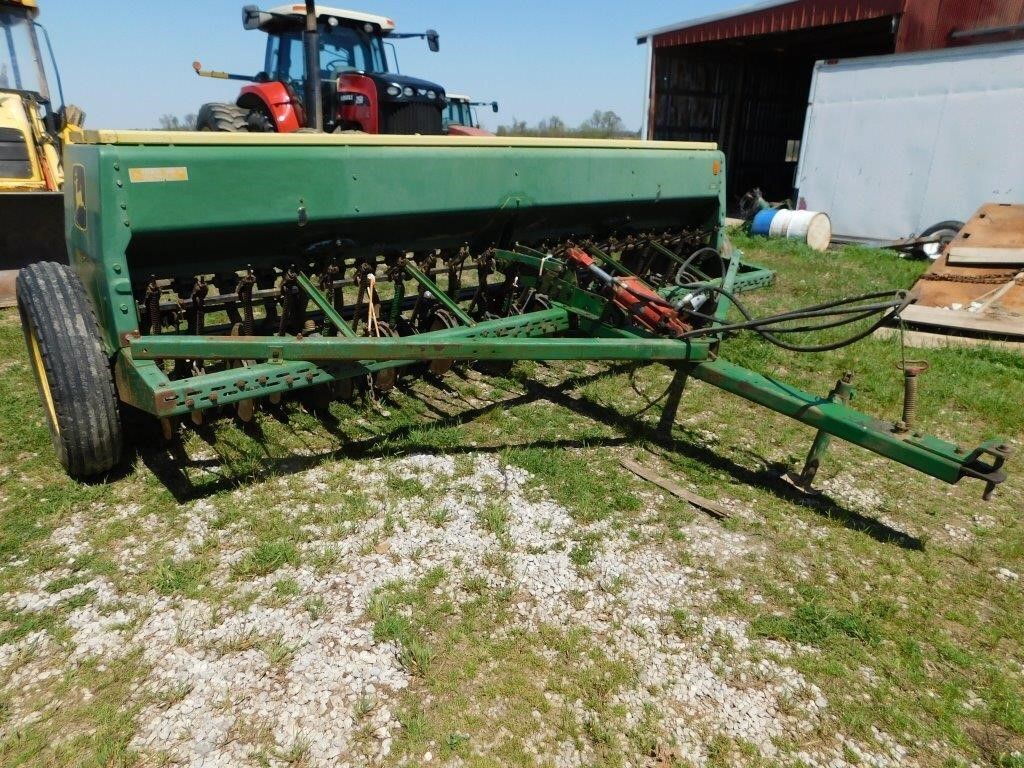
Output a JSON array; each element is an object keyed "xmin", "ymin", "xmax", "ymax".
[
  {"xmin": 1, "ymin": 0, "xmax": 85, "ymax": 287},
  {"xmin": 196, "ymin": 4, "xmax": 447, "ymax": 135},
  {"xmin": 256, "ymin": 4, "xmax": 396, "ymax": 80},
  {"xmin": 0, "ymin": 0, "xmax": 47, "ymax": 97},
  {"xmin": 0, "ymin": 0, "xmax": 66, "ymax": 189},
  {"xmin": 443, "ymin": 94, "xmax": 498, "ymax": 135}
]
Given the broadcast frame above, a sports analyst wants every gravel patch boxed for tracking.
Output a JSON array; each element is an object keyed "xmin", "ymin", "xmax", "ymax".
[{"xmin": 0, "ymin": 453, "xmax": 912, "ymax": 767}]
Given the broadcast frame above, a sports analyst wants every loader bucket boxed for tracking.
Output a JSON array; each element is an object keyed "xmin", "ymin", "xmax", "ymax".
[{"xmin": 0, "ymin": 190, "xmax": 66, "ymax": 306}]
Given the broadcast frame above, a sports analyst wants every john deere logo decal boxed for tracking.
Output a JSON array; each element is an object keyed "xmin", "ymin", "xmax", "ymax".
[{"xmin": 73, "ymin": 164, "xmax": 87, "ymax": 232}]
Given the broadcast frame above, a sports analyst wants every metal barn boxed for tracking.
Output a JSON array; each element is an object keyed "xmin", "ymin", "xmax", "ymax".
[{"xmin": 637, "ymin": 0, "xmax": 1024, "ymax": 205}]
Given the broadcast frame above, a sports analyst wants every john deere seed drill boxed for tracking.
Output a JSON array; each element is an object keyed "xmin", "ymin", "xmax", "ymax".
[{"xmin": 15, "ymin": 131, "xmax": 1009, "ymax": 498}]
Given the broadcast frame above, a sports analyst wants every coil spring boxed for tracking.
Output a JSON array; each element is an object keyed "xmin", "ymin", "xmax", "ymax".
[
  {"xmin": 237, "ymin": 269, "xmax": 256, "ymax": 336},
  {"xmin": 144, "ymin": 277, "xmax": 161, "ymax": 335}
]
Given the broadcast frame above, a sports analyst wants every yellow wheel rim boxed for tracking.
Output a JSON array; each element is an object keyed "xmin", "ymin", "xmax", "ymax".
[{"xmin": 27, "ymin": 326, "xmax": 60, "ymax": 436}]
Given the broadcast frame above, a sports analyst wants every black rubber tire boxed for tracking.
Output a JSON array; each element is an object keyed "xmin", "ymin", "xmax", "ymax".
[
  {"xmin": 921, "ymin": 220, "xmax": 966, "ymax": 237},
  {"xmin": 16, "ymin": 262, "xmax": 123, "ymax": 478},
  {"xmin": 196, "ymin": 102, "xmax": 250, "ymax": 132},
  {"xmin": 915, "ymin": 220, "xmax": 965, "ymax": 260}
]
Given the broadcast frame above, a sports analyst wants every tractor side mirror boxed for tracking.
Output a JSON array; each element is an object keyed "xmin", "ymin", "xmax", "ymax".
[
  {"xmin": 242, "ymin": 5, "xmax": 270, "ymax": 31},
  {"xmin": 491, "ymin": 101, "xmax": 499, "ymax": 113},
  {"xmin": 426, "ymin": 29, "xmax": 440, "ymax": 52}
]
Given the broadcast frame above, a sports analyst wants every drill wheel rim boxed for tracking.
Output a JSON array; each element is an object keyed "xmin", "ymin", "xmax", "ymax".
[
  {"xmin": 370, "ymin": 322, "xmax": 400, "ymax": 392},
  {"xmin": 25, "ymin": 323, "xmax": 60, "ymax": 436},
  {"xmin": 427, "ymin": 309, "xmax": 459, "ymax": 375}
]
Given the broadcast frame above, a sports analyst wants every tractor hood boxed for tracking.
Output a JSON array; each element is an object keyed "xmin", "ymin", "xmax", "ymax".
[{"xmin": 366, "ymin": 72, "xmax": 445, "ymax": 104}]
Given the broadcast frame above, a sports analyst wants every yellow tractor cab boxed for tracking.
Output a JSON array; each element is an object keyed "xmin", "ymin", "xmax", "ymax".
[
  {"xmin": 0, "ymin": 0, "xmax": 66, "ymax": 191},
  {"xmin": 0, "ymin": 0, "xmax": 80, "ymax": 297}
]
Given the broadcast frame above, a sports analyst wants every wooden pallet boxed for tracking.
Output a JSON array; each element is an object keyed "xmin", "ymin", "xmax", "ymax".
[
  {"xmin": 899, "ymin": 203, "xmax": 1024, "ymax": 341},
  {"xmin": 898, "ymin": 304, "xmax": 1024, "ymax": 339},
  {"xmin": 874, "ymin": 327, "xmax": 1024, "ymax": 352},
  {"xmin": 947, "ymin": 204, "xmax": 1024, "ymax": 266}
]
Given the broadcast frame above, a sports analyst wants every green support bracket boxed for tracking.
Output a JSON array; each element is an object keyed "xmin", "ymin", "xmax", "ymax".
[
  {"xmin": 588, "ymin": 245, "xmax": 636, "ymax": 276},
  {"xmin": 131, "ymin": 334, "xmax": 708, "ymax": 364},
  {"xmin": 120, "ymin": 307, "xmax": 575, "ymax": 417},
  {"xmin": 649, "ymin": 240, "xmax": 773, "ymax": 294},
  {"xmin": 403, "ymin": 262, "xmax": 476, "ymax": 326},
  {"xmin": 647, "ymin": 240, "xmax": 712, "ymax": 282},
  {"xmin": 494, "ymin": 249, "xmax": 566, "ymax": 275},
  {"xmin": 713, "ymin": 249, "xmax": 743, "ymax": 326},
  {"xmin": 731, "ymin": 262, "xmax": 775, "ymax": 294},
  {"xmin": 389, "ymin": 276, "xmax": 406, "ymax": 327},
  {"xmin": 688, "ymin": 357, "xmax": 997, "ymax": 485},
  {"xmin": 786, "ymin": 372, "xmax": 856, "ymax": 490},
  {"xmin": 297, "ymin": 272, "xmax": 357, "ymax": 338},
  {"xmin": 511, "ymin": 244, "xmax": 553, "ymax": 260}
]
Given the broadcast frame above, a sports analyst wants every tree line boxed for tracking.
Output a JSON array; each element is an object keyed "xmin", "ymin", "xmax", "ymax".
[
  {"xmin": 157, "ymin": 108, "xmax": 638, "ymax": 138},
  {"xmin": 157, "ymin": 114, "xmax": 197, "ymax": 131},
  {"xmin": 496, "ymin": 110, "xmax": 637, "ymax": 139}
]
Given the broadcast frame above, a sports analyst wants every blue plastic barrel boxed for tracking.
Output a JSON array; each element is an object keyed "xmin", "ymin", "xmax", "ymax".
[{"xmin": 750, "ymin": 209, "xmax": 778, "ymax": 236}]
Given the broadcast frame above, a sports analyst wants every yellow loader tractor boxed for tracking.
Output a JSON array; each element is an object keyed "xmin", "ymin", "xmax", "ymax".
[{"xmin": 0, "ymin": 0, "xmax": 81, "ymax": 303}]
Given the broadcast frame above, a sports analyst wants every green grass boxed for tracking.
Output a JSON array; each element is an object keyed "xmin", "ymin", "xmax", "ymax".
[
  {"xmin": 232, "ymin": 540, "xmax": 300, "ymax": 578},
  {"xmin": 366, "ymin": 570, "xmax": 645, "ymax": 767},
  {"xmin": 751, "ymin": 587, "xmax": 882, "ymax": 646},
  {"xmin": 261, "ymin": 635, "xmax": 297, "ymax": 667},
  {"xmin": 476, "ymin": 502, "xmax": 510, "ymax": 541},
  {"xmin": 504, "ymin": 446, "xmax": 642, "ymax": 525},
  {"xmin": 146, "ymin": 558, "xmax": 210, "ymax": 598},
  {"xmin": 272, "ymin": 576, "xmax": 301, "ymax": 598}
]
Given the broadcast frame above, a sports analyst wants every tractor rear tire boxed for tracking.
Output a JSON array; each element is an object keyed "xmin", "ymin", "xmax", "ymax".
[
  {"xmin": 16, "ymin": 262, "xmax": 123, "ymax": 479},
  {"xmin": 196, "ymin": 103, "xmax": 250, "ymax": 132}
]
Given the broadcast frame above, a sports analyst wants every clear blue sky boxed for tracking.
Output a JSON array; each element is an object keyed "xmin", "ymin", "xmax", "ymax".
[{"xmin": 39, "ymin": 0, "xmax": 734, "ymax": 131}]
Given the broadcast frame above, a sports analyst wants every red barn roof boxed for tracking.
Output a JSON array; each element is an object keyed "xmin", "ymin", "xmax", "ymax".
[
  {"xmin": 638, "ymin": 0, "xmax": 1024, "ymax": 52},
  {"xmin": 642, "ymin": 0, "xmax": 904, "ymax": 48}
]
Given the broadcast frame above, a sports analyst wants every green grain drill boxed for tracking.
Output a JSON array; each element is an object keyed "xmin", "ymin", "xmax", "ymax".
[{"xmin": 15, "ymin": 132, "xmax": 1009, "ymax": 498}]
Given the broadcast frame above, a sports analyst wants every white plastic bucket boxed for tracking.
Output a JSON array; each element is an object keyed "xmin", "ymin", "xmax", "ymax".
[
  {"xmin": 786, "ymin": 210, "xmax": 832, "ymax": 252},
  {"xmin": 758, "ymin": 208, "xmax": 832, "ymax": 251}
]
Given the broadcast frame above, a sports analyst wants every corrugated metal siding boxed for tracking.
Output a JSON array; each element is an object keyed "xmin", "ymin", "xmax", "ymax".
[
  {"xmin": 653, "ymin": 0, "xmax": 905, "ymax": 47},
  {"xmin": 651, "ymin": 47, "xmax": 819, "ymax": 201},
  {"xmin": 898, "ymin": 0, "xmax": 1024, "ymax": 50}
]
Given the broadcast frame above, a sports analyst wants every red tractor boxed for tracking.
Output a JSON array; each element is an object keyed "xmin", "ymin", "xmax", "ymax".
[
  {"xmin": 443, "ymin": 94, "xmax": 499, "ymax": 136},
  {"xmin": 194, "ymin": 3, "xmax": 445, "ymax": 135}
]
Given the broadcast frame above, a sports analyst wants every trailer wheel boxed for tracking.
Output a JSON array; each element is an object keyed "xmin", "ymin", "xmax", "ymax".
[
  {"xmin": 196, "ymin": 103, "xmax": 250, "ymax": 132},
  {"xmin": 16, "ymin": 262, "xmax": 123, "ymax": 478},
  {"xmin": 915, "ymin": 220, "xmax": 964, "ymax": 260}
]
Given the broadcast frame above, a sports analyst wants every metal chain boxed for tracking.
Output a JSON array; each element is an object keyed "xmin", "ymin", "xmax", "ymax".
[{"xmin": 918, "ymin": 272, "xmax": 1023, "ymax": 285}]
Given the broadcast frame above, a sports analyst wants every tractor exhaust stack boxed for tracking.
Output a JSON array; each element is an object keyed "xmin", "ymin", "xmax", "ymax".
[{"xmin": 303, "ymin": 0, "xmax": 323, "ymax": 131}]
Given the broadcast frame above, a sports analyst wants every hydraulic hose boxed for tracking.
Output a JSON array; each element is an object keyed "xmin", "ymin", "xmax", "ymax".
[{"xmin": 613, "ymin": 276, "xmax": 912, "ymax": 353}]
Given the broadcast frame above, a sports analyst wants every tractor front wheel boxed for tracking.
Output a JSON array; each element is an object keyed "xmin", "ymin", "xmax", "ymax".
[
  {"xmin": 16, "ymin": 262, "xmax": 123, "ymax": 479},
  {"xmin": 196, "ymin": 103, "xmax": 251, "ymax": 132}
]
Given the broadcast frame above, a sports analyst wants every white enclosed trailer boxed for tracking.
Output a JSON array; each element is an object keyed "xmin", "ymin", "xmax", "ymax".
[{"xmin": 794, "ymin": 41, "xmax": 1024, "ymax": 245}]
